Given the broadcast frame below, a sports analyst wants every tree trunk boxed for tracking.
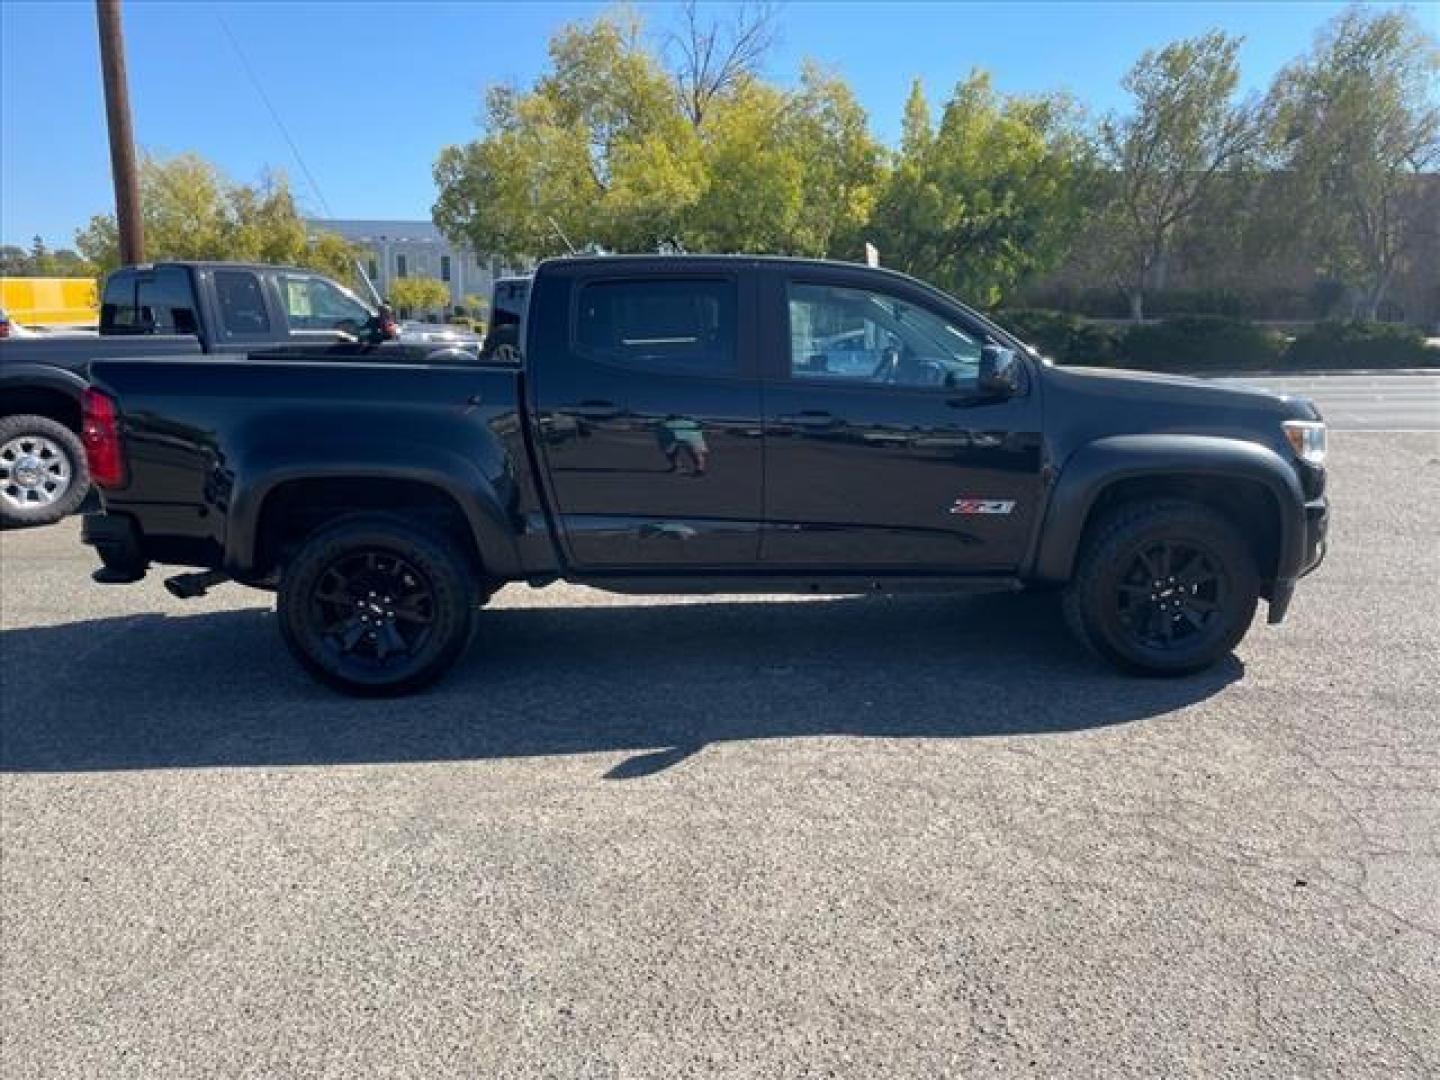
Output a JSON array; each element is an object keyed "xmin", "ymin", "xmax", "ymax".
[
  {"xmin": 1360, "ymin": 267, "xmax": 1394, "ymax": 322},
  {"xmin": 1128, "ymin": 290, "xmax": 1145, "ymax": 324}
]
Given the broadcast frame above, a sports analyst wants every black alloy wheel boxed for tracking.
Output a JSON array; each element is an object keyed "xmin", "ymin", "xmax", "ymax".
[
  {"xmin": 278, "ymin": 515, "xmax": 477, "ymax": 695},
  {"xmin": 1063, "ymin": 499, "xmax": 1259, "ymax": 675},
  {"xmin": 310, "ymin": 550, "xmax": 437, "ymax": 668},
  {"xmin": 1114, "ymin": 540, "xmax": 1226, "ymax": 652}
]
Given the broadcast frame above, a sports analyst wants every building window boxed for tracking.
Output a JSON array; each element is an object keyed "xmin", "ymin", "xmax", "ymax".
[
  {"xmin": 366, "ymin": 258, "xmax": 378, "ymax": 282},
  {"xmin": 396, "ymin": 254, "xmax": 408, "ymax": 279},
  {"xmin": 441, "ymin": 255, "xmax": 451, "ymax": 283}
]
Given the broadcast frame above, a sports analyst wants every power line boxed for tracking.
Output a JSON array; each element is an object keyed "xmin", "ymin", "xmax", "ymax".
[{"xmin": 214, "ymin": 10, "xmax": 334, "ymax": 219}]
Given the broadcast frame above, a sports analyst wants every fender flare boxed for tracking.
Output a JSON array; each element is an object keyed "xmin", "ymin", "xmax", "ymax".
[
  {"xmin": 0, "ymin": 363, "xmax": 89, "ymax": 403},
  {"xmin": 224, "ymin": 442, "xmax": 524, "ymax": 579},
  {"xmin": 1028, "ymin": 434, "xmax": 1306, "ymax": 584}
]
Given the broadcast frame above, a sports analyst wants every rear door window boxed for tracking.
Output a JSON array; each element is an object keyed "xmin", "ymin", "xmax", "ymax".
[
  {"xmin": 214, "ymin": 271, "xmax": 271, "ymax": 336},
  {"xmin": 135, "ymin": 267, "xmax": 199, "ymax": 334},
  {"xmin": 574, "ymin": 278, "xmax": 736, "ymax": 376}
]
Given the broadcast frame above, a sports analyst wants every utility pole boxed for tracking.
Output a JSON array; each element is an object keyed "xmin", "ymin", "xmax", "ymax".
[{"xmin": 96, "ymin": 0, "xmax": 144, "ymax": 264}]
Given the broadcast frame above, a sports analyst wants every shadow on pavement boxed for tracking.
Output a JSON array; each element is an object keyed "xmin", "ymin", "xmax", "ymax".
[{"xmin": 0, "ymin": 592, "xmax": 1242, "ymax": 777}]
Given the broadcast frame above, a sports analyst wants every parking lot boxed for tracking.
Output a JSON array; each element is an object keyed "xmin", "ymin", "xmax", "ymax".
[{"xmin": 1, "ymin": 431, "xmax": 1437, "ymax": 1077}]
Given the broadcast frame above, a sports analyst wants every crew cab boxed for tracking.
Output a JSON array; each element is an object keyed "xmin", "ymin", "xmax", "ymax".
[
  {"xmin": 79, "ymin": 256, "xmax": 1329, "ymax": 694},
  {"xmin": 0, "ymin": 261, "xmax": 383, "ymax": 526}
]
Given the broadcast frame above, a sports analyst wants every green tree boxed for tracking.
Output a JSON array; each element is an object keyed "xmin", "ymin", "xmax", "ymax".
[
  {"xmin": 867, "ymin": 72, "xmax": 1090, "ymax": 307},
  {"xmin": 388, "ymin": 276, "xmax": 450, "ymax": 319},
  {"xmin": 0, "ymin": 240, "xmax": 95, "ymax": 277},
  {"xmin": 74, "ymin": 153, "xmax": 359, "ymax": 281},
  {"xmin": 1092, "ymin": 31, "xmax": 1262, "ymax": 322},
  {"xmin": 432, "ymin": 9, "xmax": 880, "ymax": 259},
  {"xmin": 1267, "ymin": 6, "xmax": 1439, "ymax": 319}
]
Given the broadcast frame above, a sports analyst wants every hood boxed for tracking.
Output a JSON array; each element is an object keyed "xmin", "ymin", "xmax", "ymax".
[{"xmin": 1048, "ymin": 364, "xmax": 1322, "ymax": 422}]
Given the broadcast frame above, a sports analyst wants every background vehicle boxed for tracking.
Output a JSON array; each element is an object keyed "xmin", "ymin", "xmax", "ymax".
[
  {"xmin": 0, "ymin": 307, "xmax": 36, "ymax": 339},
  {"xmin": 397, "ymin": 321, "xmax": 482, "ymax": 349},
  {"xmin": 478, "ymin": 274, "xmax": 530, "ymax": 361},
  {"xmin": 0, "ymin": 261, "xmax": 381, "ymax": 526},
  {"xmin": 80, "ymin": 255, "xmax": 1328, "ymax": 694}
]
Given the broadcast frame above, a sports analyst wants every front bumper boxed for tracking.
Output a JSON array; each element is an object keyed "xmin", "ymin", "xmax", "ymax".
[
  {"xmin": 1268, "ymin": 496, "xmax": 1328, "ymax": 624},
  {"xmin": 1298, "ymin": 496, "xmax": 1329, "ymax": 577}
]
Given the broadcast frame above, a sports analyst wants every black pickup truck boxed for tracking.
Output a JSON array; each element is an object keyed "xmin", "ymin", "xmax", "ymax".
[
  {"xmin": 80, "ymin": 255, "xmax": 1328, "ymax": 694},
  {"xmin": 0, "ymin": 261, "xmax": 383, "ymax": 526}
]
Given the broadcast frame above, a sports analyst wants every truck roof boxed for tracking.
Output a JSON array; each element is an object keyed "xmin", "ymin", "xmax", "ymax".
[
  {"xmin": 534, "ymin": 253, "xmax": 959, "ymax": 294},
  {"xmin": 534, "ymin": 254, "xmax": 1009, "ymax": 342},
  {"xmin": 111, "ymin": 261, "xmax": 330, "ymax": 275}
]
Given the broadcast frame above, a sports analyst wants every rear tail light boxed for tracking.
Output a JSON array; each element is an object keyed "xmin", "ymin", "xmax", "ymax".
[{"xmin": 82, "ymin": 388, "xmax": 126, "ymax": 488}]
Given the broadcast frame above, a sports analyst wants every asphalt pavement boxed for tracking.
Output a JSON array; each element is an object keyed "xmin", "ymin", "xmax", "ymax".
[
  {"xmin": 1214, "ymin": 371, "xmax": 1440, "ymax": 430},
  {"xmin": 2, "ymin": 432, "xmax": 1438, "ymax": 1078}
]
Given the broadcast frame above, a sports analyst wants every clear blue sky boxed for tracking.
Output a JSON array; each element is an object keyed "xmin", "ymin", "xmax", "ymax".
[{"xmin": 1, "ymin": 1, "xmax": 1425, "ymax": 249}]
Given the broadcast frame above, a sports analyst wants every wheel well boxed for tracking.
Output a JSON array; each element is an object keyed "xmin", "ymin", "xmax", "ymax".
[
  {"xmin": 253, "ymin": 478, "xmax": 484, "ymax": 578},
  {"xmin": 1080, "ymin": 475, "xmax": 1282, "ymax": 584},
  {"xmin": 0, "ymin": 387, "xmax": 82, "ymax": 431}
]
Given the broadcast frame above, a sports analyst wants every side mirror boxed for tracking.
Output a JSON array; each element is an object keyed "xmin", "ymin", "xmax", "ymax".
[
  {"xmin": 365, "ymin": 302, "xmax": 399, "ymax": 343},
  {"xmin": 978, "ymin": 343, "xmax": 1021, "ymax": 397}
]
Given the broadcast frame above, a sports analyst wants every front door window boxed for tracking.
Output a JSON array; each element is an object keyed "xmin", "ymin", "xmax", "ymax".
[{"xmin": 787, "ymin": 282, "xmax": 982, "ymax": 391}]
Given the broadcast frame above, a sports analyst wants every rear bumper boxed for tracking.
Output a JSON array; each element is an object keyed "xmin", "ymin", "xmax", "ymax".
[
  {"xmin": 81, "ymin": 512, "xmax": 149, "ymax": 578},
  {"xmin": 1268, "ymin": 496, "xmax": 1328, "ymax": 624}
]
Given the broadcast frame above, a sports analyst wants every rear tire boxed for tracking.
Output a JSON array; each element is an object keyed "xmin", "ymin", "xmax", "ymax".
[
  {"xmin": 0, "ymin": 414, "xmax": 89, "ymax": 528},
  {"xmin": 1063, "ymin": 499, "xmax": 1259, "ymax": 676},
  {"xmin": 277, "ymin": 515, "xmax": 478, "ymax": 696}
]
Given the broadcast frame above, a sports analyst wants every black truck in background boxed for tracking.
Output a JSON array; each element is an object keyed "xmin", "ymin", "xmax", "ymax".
[
  {"xmin": 0, "ymin": 261, "xmax": 385, "ymax": 526},
  {"xmin": 80, "ymin": 255, "xmax": 1329, "ymax": 694}
]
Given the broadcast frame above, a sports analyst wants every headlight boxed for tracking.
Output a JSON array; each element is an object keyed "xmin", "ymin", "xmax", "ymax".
[{"xmin": 1283, "ymin": 420, "xmax": 1327, "ymax": 466}]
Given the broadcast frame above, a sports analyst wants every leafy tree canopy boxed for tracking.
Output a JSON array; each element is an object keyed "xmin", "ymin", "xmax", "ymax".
[
  {"xmin": 432, "ymin": 9, "xmax": 882, "ymax": 260},
  {"xmin": 388, "ymin": 275, "xmax": 450, "ymax": 318},
  {"xmin": 75, "ymin": 153, "xmax": 360, "ymax": 283}
]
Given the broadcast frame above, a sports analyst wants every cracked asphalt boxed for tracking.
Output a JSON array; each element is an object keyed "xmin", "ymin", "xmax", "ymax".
[{"xmin": 2, "ymin": 431, "xmax": 1437, "ymax": 1078}]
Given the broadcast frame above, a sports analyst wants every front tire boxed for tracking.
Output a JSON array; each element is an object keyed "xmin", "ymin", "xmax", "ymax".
[
  {"xmin": 0, "ymin": 414, "xmax": 89, "ymax": 527},
  {"xmin": 1063, "ymin": 500, "xmax": 1259, "ymax": 675},
  {"xmin": 277, "ymin": 515, "xmax": 478, "ymax": 696}
]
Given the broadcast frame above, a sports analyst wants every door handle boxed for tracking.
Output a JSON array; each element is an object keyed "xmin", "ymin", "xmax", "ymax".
[{"xmin": 776, "ymin": 411, "xmax": 837, "ymax": 428}]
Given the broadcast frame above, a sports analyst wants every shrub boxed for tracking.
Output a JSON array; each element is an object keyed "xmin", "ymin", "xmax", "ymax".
[
  {"xmin": 994, "ymin": 308, "xmax": 1075, "ymax": 356},
  {"xmin": 1284, "ymin": 321, "xmax": 1436, "ymax": 370},
  {"xmin": 1120, "ymin": 315, "xmax": 1285, "ymax": 372},
  {"xmin": 995, "ymin": 309, "xmax": 1123, "ymax": 366}
]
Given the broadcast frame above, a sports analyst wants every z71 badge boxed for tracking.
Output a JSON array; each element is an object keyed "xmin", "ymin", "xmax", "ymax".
[{"xmin": 949, "ymin": 498, "xmax": 1016, "ymax": 516}]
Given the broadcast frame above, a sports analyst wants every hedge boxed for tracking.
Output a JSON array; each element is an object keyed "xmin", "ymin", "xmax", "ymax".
[
  {"xmin": 996, "ymin": 309, "xmax": 1439, "ymax": 372},
  {"xmin": 1120, "ymin": 315, "xmax": 1286, "ymax": 372},
  {"xmin": 994, "ymin": 308, "xmax": 1122, "ymax": 366},
  {"xmin": 1283, "ymin": 320, "xmax": 1435, "ymax": 369}
]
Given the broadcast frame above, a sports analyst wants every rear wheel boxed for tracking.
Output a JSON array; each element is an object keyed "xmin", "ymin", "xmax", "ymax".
[
  {"xmin": 0, "ymin": 414, "xmax": 89, "ymax": 527},
  {"xmin": 278, "ymin": 515, "xmax": 478, "ymax": 696},
  {"xmin": 1063, "ymin": 500, "xmax": 1259, "ymax": 675}
]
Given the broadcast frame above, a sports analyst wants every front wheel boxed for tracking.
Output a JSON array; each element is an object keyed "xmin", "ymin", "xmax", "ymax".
[
  {"xmin": 1063, "ymin": 500, "xmax": 1259, "ymax": 675},
  {"xmin": 277, "ymin": 515, "xmax": 478, "ymax": 696},
  {"xmin": 0, "ymin": 414, "xmax": 89, "ymax": 527}
]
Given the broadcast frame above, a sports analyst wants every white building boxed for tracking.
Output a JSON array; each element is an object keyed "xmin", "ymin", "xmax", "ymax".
[{"xmin": 307, "ymin": 218, "xmax": 529, "ymax": 317}]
